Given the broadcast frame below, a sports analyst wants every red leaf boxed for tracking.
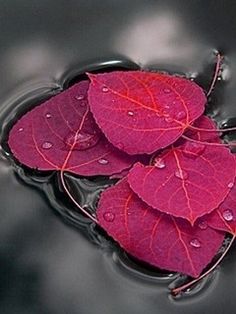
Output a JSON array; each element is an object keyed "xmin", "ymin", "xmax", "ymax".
[
  {"xmin": 88, "ymin": 71, "xmax": 206, "ymax": 155},
  {"xmin": 207, "ymin": 174, "xmax": 236, "ymax": 235},
  {"xmin": 128, "ymin": 116, "xmax": 236, "ymax": 224},
  {"xmin": 97, "ymin": 178, "xmax": 225, "ymax": 278},
  {"xmin": 8, "ymin": 81, "xmax": 138, "ymax": 176}
]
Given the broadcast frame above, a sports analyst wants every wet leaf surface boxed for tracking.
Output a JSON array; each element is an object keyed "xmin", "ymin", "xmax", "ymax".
[
  {"xmin": 8, "ymin": 81, "xmax": 138, "ymax": 176},
  {"xmin": 88, "ymin": 71, "xmax": 206, "ymax": 154},
  {"xmin": 128, "ymin": 116, "xmax": 236, "ymax": 224}
]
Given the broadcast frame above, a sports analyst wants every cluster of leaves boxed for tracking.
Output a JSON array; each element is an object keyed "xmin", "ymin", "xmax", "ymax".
[{"xmin": 8, "ymin": 66, "xmax": 236, "ymax": 288}]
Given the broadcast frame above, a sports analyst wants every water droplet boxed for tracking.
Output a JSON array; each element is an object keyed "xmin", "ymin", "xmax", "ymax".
[
  {"xmin": 154, "ymin": 158, "xmax": 166, "ymax": 169},
  {"xmin": 64, "ymin": 130, "xmax": 100, "ymax": 151},
  {"xmin": 198, "ymin": 221, "xmax": 208, "ymax": 230},
  {"xmin": 183, "ymin": 142, "xmax": 205, "ymax": 159},
  {"xmin": 228, "ymin": 182, "xmax": 234, "ymax": 188},
  {"xmin": 175, "ymin": 169, "xmax": 188, "ymax": 180},
  {"xmin": 79, "ymin": 101, "xmax": 86, "ymax": 107},
  {"xmin": 176, "ymin": 111, "xmax": 187, "ymax": 120},
  {"xmin": 98, "ymin": 158, "xmax": 109, "ymax": 165},
  {"xmin": 102, "ymin": 86, "xmax": 109, "ymax": 93},
  {"xmin": 42, "ymin": 141, "xmax": 53, "ymax": 149},
  {"xmin": 165, "ymin": 116, "xmax": 173, "ymax": 123},
  {"xmin": 127, "ymin": 110, "xmax": 134, "ymax": 116},
  {"xmin": 103, "ymin": 212, "xmax": 115, "ymax": 222},
  {"xmin": 45, "ymin": 113, "xmax": 52, "ymax": 119},
  {"xmin": 18, "ymin": 127, "xmax": 24, "ymax": 132},
  {"xmin": 222, "ymin": 209, "xmax": 234, "ymax": 221},
  {"xmin": 190, "ymin": 238, "xmax": 201, "ymax": 248},
  {"xmin": 164, "ymin": 88, "xmax": 171, "ymax": 94},
  {"xmin": 164, "ymin": 105, "xmax": 170, "ymax": 109},
  {"xmin": 75, "ymin": 95, "xmax": 84, "ymax": 100}
]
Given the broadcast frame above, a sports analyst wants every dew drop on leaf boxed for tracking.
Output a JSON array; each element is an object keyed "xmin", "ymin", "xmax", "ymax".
[
  {"xmin": 228, "ymin": 182, "xmax": 234, "ymax": 188},
  {"xmin": 176, "ymin": 111, "xmax": 187, "ymax": 120},
  {"xmin": 183, "ymin": 142, "xmax": 205, "ymax": 158},
  {"xmin": 127, "ymin": 110, "xmax": 134, "ymax": 116},
  {"xmin": 18, "ymin": 127, "xmax": 24, "ymax": 132},
  {"xmin": 190, "ymin": 238, "xmax": 201, "ymax": 248},
  {"xmin": 102, "ymin": 86, "xmax": 109, "ymax": 93},
  {"xmin": 154, "ymin": 157, "xmax": 166, "ymax": 169},
  {"xmin": 174, "ymin": 169, "xmax": 188, "ymax": 180},
  {"xmin": 198, "ymin": 220, "xmax": 208, "ymax": 230},
  {"xmin": 75, "ymin": 95, "xmax": 85, "ymax": 100},
  {"xmin": 42, "ymin": 141, "xmax": 53, "ymax": 149},
  {"xmin": 165, "ymin": 116, "xmax": 173, "ymax": 123},
  {"xmin": 103, "ymin": 212, "xmax": 115, "ymax": 222},
  {"xmin": 222, "ymin": 209, "xmax": 234, "ymax": 221},
  {"xmin": 163, "ymin": 88, "xmax": 171, "ymax": 94},
  {"xmin": 98, "ymin": 158, "xmax": 109, "ymax": 165},
  {"xmin": 64, "ymin": 131, "xmax": 100, "ymax": 151},
  {"xmin": 45, "ymin": 113, "xmax": 52, "ymax": 119}
]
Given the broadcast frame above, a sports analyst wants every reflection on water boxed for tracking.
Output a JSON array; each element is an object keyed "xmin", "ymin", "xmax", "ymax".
[
  {"xmin": 3, "ymin": 41, "xmax": 59, "ymax": 79},
  {"xmin": 114, "ymin": 11, "xmax": 203, "ymax": 66}
]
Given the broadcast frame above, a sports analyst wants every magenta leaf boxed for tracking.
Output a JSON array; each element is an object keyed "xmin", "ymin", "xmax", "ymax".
[
  {"xmin": 88, "ymin": 71, "xmax": 206, "ymax": 155},
  {"xmin": 128, "ymin": 116, "xmax": 236, "ymax": 224},
  {"xmin": 97, "ymin": 178, "xmax": 225, "ymax": 278},
  {"xmin": 8, "ymin": 81, "xmax": 138, "ymax": 176}
]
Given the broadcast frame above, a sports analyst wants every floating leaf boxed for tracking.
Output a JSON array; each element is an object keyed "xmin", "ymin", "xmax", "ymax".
[
  {"xmin": 97, "ymin": 178, "xmax": 225, "ymax": 278},
  {"xmin": 88, "ymin": 71, "xmax": 206, "ymax": 154},
  {"xmin": 8, "ymin": 81, "xmax": 138, "ymax": 176},
  {"xmin": 128, "ymin": 116, "xmax": 236, "ymax": 224}
]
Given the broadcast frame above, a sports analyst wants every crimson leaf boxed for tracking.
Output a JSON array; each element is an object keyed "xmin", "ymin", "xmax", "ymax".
[
  {"xmin": 88, "ymin": 71, "xmax": 206, "ymax": 155},
  {"xmin": 8, "ymin": 81, "xmax": 138, "ymax": 176},
  {"xmin": 128, "ymin": 116, "xmax": 236, "ymax": 224}
]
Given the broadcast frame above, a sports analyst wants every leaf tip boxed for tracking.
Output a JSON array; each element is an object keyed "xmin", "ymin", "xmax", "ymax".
[{"xmin": 86, "ymin": 72, "xmax": 96, "ymax": 83}]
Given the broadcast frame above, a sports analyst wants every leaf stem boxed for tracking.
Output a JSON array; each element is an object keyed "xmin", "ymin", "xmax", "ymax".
[
  {"xmin": 171, "ymin": 235, "xmax": 235, "ymax": 295},
  {"xmin": 188, "ymin": 125, "xmax": 236, "ymax": 133},
  {"xmin": 58, "ymin": 104, "xmax": 98, "ymax": 223},
  {"xmin": 181, "ymin": 134, "xmax": 236, "ymax": 148},
  {"xmin": 206, "ymin": 52, "xmax": 223, "ymax": 97},
  {"xmin": 60, "ymin": 170, "xmax": 98, "ymax": 223}
]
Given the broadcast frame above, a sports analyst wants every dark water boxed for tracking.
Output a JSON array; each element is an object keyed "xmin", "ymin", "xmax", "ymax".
[{"xmin": 1, "ymin": 1, "xmax": 236, "ymax": 313}]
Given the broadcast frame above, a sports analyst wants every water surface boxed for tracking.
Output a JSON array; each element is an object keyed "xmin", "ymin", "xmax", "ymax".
[{"xmin": 1, "ymin": 1, "xmax": 236, "ymax": 313}]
